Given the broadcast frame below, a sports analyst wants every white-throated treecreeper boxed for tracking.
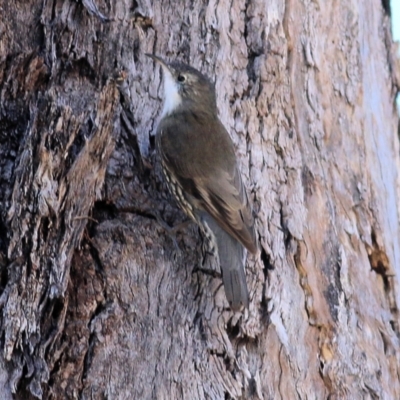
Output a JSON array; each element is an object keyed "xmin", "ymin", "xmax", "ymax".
[{"xmin": 147, "ymin": 54, "xmax": 258, "ymax": 311}]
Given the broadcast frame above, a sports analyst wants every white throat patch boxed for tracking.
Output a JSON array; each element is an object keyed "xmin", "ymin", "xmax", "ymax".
[{"xmin": 161, "ymin": 66, "xmax": 182, "ymax": 117}]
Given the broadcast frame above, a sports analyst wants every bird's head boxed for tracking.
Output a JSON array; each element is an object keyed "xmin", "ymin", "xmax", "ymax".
[{"xmin": 146, "ymin": 54, "xmax": 217, "ymax": 118}]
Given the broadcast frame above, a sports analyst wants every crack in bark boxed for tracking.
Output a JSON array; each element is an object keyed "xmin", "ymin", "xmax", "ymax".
[
  {"xmin": 293, "ymin": 240, "xmax": 317, "ymax": 326},
  {"xmin": 368, "ymin": 228, "xmax": 399, "ymax": 337}
]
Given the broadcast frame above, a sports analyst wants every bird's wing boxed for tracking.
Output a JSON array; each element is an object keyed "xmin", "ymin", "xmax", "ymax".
[
  {"xmin": 193, "ymin": 165, "xmax": 258, "ymax": 254},
  {"xmin": 158, "ymin": 116, "xmax": 258, "ymax": 254}
]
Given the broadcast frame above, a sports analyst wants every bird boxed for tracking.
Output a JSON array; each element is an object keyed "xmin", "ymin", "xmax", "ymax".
[{"xmin": 146, "ymin": 54, "xmax": 258, "ymax": 311}]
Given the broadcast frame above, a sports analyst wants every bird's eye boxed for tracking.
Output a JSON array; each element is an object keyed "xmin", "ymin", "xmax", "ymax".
[{"xmin": 177, "ymin": 74, "xmax": 186, "ymax": 82}]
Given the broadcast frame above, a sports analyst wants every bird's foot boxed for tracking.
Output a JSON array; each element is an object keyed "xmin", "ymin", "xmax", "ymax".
[
  {"xmin": 115, "ymin": 205, "xmax": 192, "ymax": 251},
  {"xmin": 154, "ymin": 213, "xmax": 192, "ymax": 251}
]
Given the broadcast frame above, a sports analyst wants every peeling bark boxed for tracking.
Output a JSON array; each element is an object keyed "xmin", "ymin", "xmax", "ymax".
[{"xmin": 0, "ymin": 0, "xmax": 400, "ymax": 399}]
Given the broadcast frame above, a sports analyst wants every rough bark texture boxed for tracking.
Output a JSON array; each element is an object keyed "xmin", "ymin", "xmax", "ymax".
[{"xmin": 0, "ymin": 0, "xmax": 400, "ymax": 399}]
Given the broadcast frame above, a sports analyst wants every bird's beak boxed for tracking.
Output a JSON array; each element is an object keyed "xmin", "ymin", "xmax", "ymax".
[
  {"xmin": 145, "ymin": 54, "xmax": 182, "ymax": 115},
  {"xmin": 146, "ymin": 54, "xmax": 170, "ymax": 70},
  {"xmin": 146, "ymin": 54, "xmax": 176, "ymax": 83}
]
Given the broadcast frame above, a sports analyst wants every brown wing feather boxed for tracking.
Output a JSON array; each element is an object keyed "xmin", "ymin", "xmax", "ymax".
[
  {"xmin": 194, "ymin": 167, "xmax": 258, "ymax": 254},
  {"xmin": 157, "ymin": 113, "xmax": 258, "ymax": 254}
]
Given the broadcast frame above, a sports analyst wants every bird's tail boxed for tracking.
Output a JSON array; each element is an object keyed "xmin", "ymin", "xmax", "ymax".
[{"xmin": 200, "ymin": 213, "xmax": 249, "ymax": 311}]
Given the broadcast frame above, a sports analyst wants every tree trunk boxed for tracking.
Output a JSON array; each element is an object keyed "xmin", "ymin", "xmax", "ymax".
[{"xmin": 0, "ymin": 0, "xmax": 399, "ymax": 399}]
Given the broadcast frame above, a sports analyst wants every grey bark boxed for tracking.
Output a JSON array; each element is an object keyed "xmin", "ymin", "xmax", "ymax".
[{"xmin": 0, "ymin": 0, "xmax": 399, "ymax": 399}]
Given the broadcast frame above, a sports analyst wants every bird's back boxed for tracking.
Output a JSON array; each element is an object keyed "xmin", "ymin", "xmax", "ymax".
[{"xmin": 157, "ymin": 110, "xmax": 258, "ymax": 255}]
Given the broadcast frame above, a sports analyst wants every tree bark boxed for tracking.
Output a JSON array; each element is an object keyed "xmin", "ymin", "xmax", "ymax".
[{"xmin": 0, "ymin": 0, "xmax": 400, "ymax": 399}]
